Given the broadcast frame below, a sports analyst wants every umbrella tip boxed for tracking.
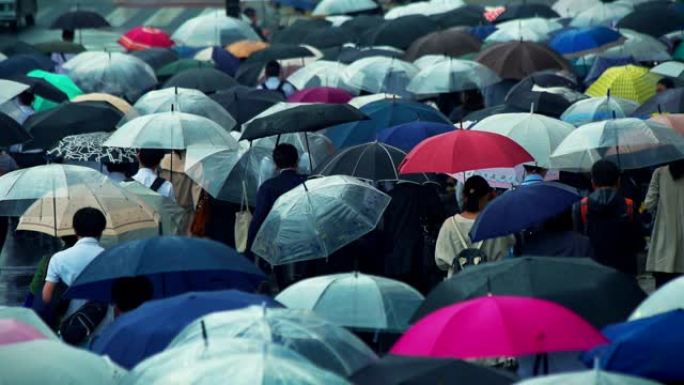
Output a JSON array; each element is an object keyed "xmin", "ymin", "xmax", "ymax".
[{"xmin": 201, "ymin": 320, "xmax": 208, "ymax": 348}]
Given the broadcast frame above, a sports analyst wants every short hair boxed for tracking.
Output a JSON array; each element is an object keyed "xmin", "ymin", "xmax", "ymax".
[
  {"xmin": 462, "ymin": 175, "xmax": 493, "ymax": 212},
  {"xmin": 73, "ymin": 207, "xmax": 107, "ymax": 238},
  {"xmin": 658, "ymin": 78, "xmax": 675, "ymax": 89},
  {"xmin": 265, "ymin": 60, "xmax": 281, "ymax": 77},
  {"xmin": 272, "ymin": 143, "xmax": 298, "ymax": 169},
  {"xmin": 137, "ymin": 148, "xmax": 166, "ymax": 169},
  {"xmin": 111, "ymin": 276, "xmax": 154, "ymax": 313},
  {"xmin": 244, "ymin": 7, "xmax": 256, "ymax": 18},
  {"xmin": 62, "ymin": 29, "xmax": 75, "ymax": 42},
  {"xmin": 523, "ymin": 165, "xmax": 546, "ymax": 175},
  {"xmin": 591, "ymin": 160, "xmax": 620, "ymax": 187}
]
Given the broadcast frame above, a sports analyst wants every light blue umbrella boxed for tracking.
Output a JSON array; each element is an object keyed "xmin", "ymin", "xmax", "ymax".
[{"xmin": 561, "ymin": 95, "xmax": 639, "ymax": 126}]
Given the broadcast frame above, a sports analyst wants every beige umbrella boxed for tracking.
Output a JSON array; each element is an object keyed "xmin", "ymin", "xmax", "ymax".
[{"xmin": 73, "ymin": 93, "xmax": 133, "ymax": 114}]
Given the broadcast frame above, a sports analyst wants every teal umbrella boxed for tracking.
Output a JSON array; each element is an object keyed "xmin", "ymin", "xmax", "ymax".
[{"xmin": 27, "ymin": 69, "xmax": 83, "ymax": 111}]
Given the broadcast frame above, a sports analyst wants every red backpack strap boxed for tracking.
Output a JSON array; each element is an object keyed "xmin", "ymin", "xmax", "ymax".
[
  {"xmin": 580, "ymin": 197, "xmax": 589, "ymax": 224},
  {"xmin": 625, "ymin": 198, "xmax": 635, "ymax": 220}
]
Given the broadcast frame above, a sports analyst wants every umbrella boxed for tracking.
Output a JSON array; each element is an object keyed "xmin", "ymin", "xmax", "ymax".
[
  {"xmin": 26, "ymin": 69, "xmax": 83, "ymax": 111},
  {"xmin": 333, "ymin": 46, "xmax": 404, "ymax": 64},
  {"xmin": 210, "ymin": 86, "xmax": 284, "ymax": 125},
  {"xmin": 104, "ymin": 111, "xmax": 238, "ymax": 150},
  {"xmin": 0, "ymin": 340, "xmax": 125, "ymax": 385},
  {"xmin": 476, "ymin": 41, "xmax": 573, "ymax": 80},
  {"xmin": 0, "ymin": 319, "xmax": 47, "ymax": 345},
  {"xmin": 617, "ymin": 3, "xmax": 684, "ymax": 37},
  {"xmin": 348, "ymin": 93, "xmax": 401, "ymax": 108},
  {"xmin": 399, "ymin": 130, "xmax": 534, "ymax": 175},
  {"xmin": 8, "ymin": 74, "xmax": 70, "ymax": 105},
  {"xmin": 251, "ymin": 175, "xmax": 390, "ymax": 265},
  {"xmin": 241, "ymin": 103, "xmax": 367, "ymax": 141},
  {"xmin": 227, "ymin": 40, "xmax": 269, "ymax": 59},
  {"xmin": 118, "ymin": 27, "xmax": 174, "ymax": 51},
  {"xmin": 633, "ymin": 88, "xmax": 684, "ymax": 117},
  {"xmin": 287, "ymin": 60, "xmax": 349, "ymax": 90},
  {"xmin": 549, "ymin": 27, "xmax": 625, "ymax": 59},
  {"xmin": 313, "ymin": 0, "xmax": 378, "ymax": 16},
  {"xmin": 288, "ymin": 87, "xmax": 353, "ymax": 104},
  {"xmin": 561, "ymin": 95, "xmax": 639, "ymax": 126},
  {"xmin": 505, "ymin": 77, "xmax": 586, "ymax": 117},
  {"xmin": 483, "ymin": 25, "xmax": 549, "ymax": 45},
  {"xmin": 515, "ymin": 369, "xmax": 663, "ymax": 385},
  {"xmin": 549, "ymin": 118, "xmax": 684, "ymax": 171},
  {"xmin": 391, "ymin": 295, "xmax": 607, "ymax": 359},
  {"xmin": 553, "ymin": 0, "xmax": 600, "ymax": 17},
  {"xmin": 73, "ymin": 93, "xmax": 132, "ymax": 114},
  {"xmin": 471, "ymin": 112, "xmax": 575, "ymax": 168},
  {"xmin": 0, "ymin": 79, "xmax": 29, "ymax": 105},
  {"xmin": 47, "ymin": 132, "xmax": 136, "ymax": 164},
  {"xmin": 584, "ymin": 56, "xmax": 637, "ymax": 85},
  {"xmin": 384, "ymin": 1, "xmax": 463, "ymax": 19},
  {"xmin": 351, "ymin": 355, "xmax": 518, "ymax": 385},
  {"xmin": 172, "ymin": 11, "xmax": 260, "ymax": 48},
  {"xmin": 162, "ymin": 67, "xmax": 237, "ymax": 94},
  {"xmin": 584, "ymin": 310, "xmax": 684, "ymax": 383},
  {"xmin": 63, "ymin": 52, "xmax": 157, "ymax": 102},
  {"xmin": 0, "ymin": 54, "xmax": 53, "ymax": 77},
  {"xmin": 407, "ymin": 58, "xmax": 501, "ymax": 94},
  {"xmin": 274, "ymin": 20, "xmax": 332, "ymax": 44},
  {"xmin": 130, "ymin": 48, "xmax": 178, "ymax": 70},
  {"xmin": 122, "ymin": 87, "xmax": 236, "ymax": 130},
  {"xmin": 630, "ymin": 276, "xmax": 684, "ymax": 321},
  {"xmin": 0, "ymin": 112, "xmax": 30, "ymax": 147},
  {"xmin": 599, "ymin": 29, "xmax": 671, "ymax": 62},
  {"xmin": 414, "ymin": 257, "xmax": 645, "ymax": 328},
  {"xmin": 495, "ymin": 3, "xmax": 559, "ymax": 23},
  {"xmin": 586, "ymin": 65, "xmax": 659, "ymax": 104},
  {"xmin": 497, "ymin": 17, "xmax": 562, "ymax": 35},
  {"xmin": 651, "ymin": 61, "xmax": 684, "ymax": 80},
  {"xmin": 65, "ymin": 236, "xmax": 265, "ymax": 301},
  {"xmin": 155, "ymin": 59, "xmax": 213, "ymax": 80},
  {"xmin": 119, "ymin": 181, "xmax": 184, "ymax": 237},
  {"xmin": 301, "ymin": 27, "xmax": 356, "ymax": 49},
  {"xmin": 244, "ymin": 44, "xmax": 317, "ymax": 64},
  {"xmin": 91, "ymin": 290, "xmax": 280, "ymax": 369},
  {"xmin": 276, "ymin": 273, "xmax": 424, "ymax": 332},
  {"xmin": 430, "ymin": 5, "xmax": 487, "ymax": 28},
  {"xmin": 0, "ymin": 307, "xmax": 56, "ymax": 340},
  {"xmin": 361, "ymin": 15, "xmax": 438, "ymax": 50},
  {"xmin": 376, "ymin": 121, "xmax": 454, "ymax": 152},
  {"xmin": 403, "ymin": 27, "xmax": 481, "ymax": 62},
  {"xmin": 649, "ymin": 114, "xmax": 684, "ymax": 134},
  {"xmin": 169, "ymin": 306, "xmax": 377, "ymax": 376},
  {"xmin": 0, "ymin": 40, "xmax": 41, "ymax": 56},
  {"xmin": 570, "ymin": 2, "xmax": 633, "ymax": 28},
  {"xmin": 50, "ymin": 10, "xmax": 109, "ymax": 30}
]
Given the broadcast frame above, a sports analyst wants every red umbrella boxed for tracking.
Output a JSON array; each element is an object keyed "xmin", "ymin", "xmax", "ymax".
[
  {"xmin": 287, "ymin": 87, "xmax": 354, "ymax": 104},
  {"xmin": 118, "ymin": 27, "xmax": 174, "ymax": 51},
  {"xmin": 399, "ymin": 130, "xmax": 534, "ymax": 174}
]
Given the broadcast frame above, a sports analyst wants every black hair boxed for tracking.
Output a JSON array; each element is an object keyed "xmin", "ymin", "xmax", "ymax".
[
  {"xmin": 669, "ymin": 159, "xmax": 684, "ymax": 181},
  {"xmin": 17, "ymin": 91, "xmax": 34, "ymax": 106},
  {"xmin": 272, "ymin": 143, "xmax": 298, "ymax": 169},
  {"xmin": 111, "ymin": 276, "xmax": 154, "ymax": 313},
  {"xmin": 265, "ymin": 60, "xmax": 281, "ymax": 78},
  {"xmin": 591, "ymin": 160, "xmax": 620, "ymax": 187},
  {"xmin": 462, "ymin": 175, "xmax": 492, "ymax": 213},
  {"xmin": 104, "ymin": 162, "xmax": 131, "ymax": 175},
  {"xmin": 523, "ymin": 165, "xmax": 546, "ymax": 175},
  {"xmin": 60, "ymin": 235, "xmax": 78, "ymax": 248},
  {"xmin": 73, "ymin": 207, "xmax": 107, "ymax": 238},
  {"xmin": 244, "ymin": 7, "xmax": 256, "ymax": 18},
  {"xmin": 137, "ymin": 148, "xmax": 166, "ymax": 169},
  {"xmin": 62, "ymin": 29, "xmax": 75, "ymax": 42},
  {"xmin": 658, "ymin": 78, "xmax": 675, "ymax": 89}
]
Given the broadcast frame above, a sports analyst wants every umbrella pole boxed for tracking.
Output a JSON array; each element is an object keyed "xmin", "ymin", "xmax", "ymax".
[
  {"xmin": 52, "ymin": 194, "xmax": 57, "ymax": 238},
  {"xmin": 304, "ymin": 132, "xmax": 313, "ymax": 174}
]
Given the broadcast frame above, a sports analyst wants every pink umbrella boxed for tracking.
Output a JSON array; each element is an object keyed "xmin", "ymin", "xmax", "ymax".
[
  {"xmin": 288, "ymin": 87, "xmax": 354, "ymax": 104},
  {"xmin": 391, "ymin": 295, "xmax": 607, "ymax": 359},
  {"xmin": 0, "ymin": 319, "xmax": 47, "ymax": 346}
]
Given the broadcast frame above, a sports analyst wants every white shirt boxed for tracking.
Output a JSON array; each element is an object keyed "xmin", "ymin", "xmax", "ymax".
[
  {"xmin": 258, "ymin": 77, "xmax": 296, "ymax": 98},
  {"xmin": 45, "ymin": 238, "xmax": 104, "ymax": 286},
  {"xmin": 133, "ymin": 167, "xmax": 176, "ymax": 202}
]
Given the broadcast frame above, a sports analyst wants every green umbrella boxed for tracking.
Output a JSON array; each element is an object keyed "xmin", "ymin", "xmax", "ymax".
[
  {"xmin": 674, "ymin": 42, "xmax": 684, "ymax": 62},
  {"xmin": 27, "ymin": 69, "xmax": 83, "ymax": 111},
  {"xmin": 156, "ymin": 59, "xmax": 213, "ymax": 80}
]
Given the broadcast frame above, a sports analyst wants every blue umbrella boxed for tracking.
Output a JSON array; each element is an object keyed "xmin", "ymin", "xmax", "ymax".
[
  {"xmin": 326, "ymin": 100, "xmax": 451, "ymax": 149},
  {"xmin": 470, "ymin": 25, "xmax": 497, "ymax": 41},
  {"xmin": 549, "ymin": 27, "xmax": 624, "ymax": 59},
  {"xmin": 583, "ymin": 310, "xmax": 684, "ymax": 383},
  {"xmin": 0, "ymin": 54, "xmax": 54, "ymax": 77},
  {"xmin": 470, "ymin": 182, "xmax": 581, "ymax": 242},
  {"xmin": 65, "ymin": 236, "xmax": 266, "ymax": 301},
  {"xmin": 376, "ymin": 122, "xmax": 454, "ymax": 152},
  {"xmin": 211, "ymin": 46, "xmax": 241, "ymax": 77},
  {"xmin": 90, "ymin": 290, "xmax": 280, "ymax": 369}
]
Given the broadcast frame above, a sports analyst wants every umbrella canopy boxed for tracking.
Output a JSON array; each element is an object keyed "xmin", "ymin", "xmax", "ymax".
[
  {"xmin": 119, "ymin": 181, "xmax": 184, "ymax": 237},
  {"xmin": 430, "ymin": 5, "xmax": 487, "ymax": 28},
  {"xmin": 0, "ymin": 54, "xmax": 54, "ymax": 77},
  {"xmin": 392, "ymin": 295, "xmax": 607, "ymax": 359},
  {"xmin": 553, "ymin": 0, "xmax": 599, "ymax": 17},
  {"xmin": 0, "ymin": 307, "xmax": 56, "ymax": 340},
  {"xmin": 651, "ymin": 61, "xmax": 684, "ymax": 80},
  {"xmin": 332, "ymin": 46, "xmax": 403, "ymax": 65},
  {"xmin": 7, "ymin": 74, "xmax": 71, "ymax": 106},
  {"xmin": 287, "ymin": 60, "xmax": 349, "ymax": 90},
  {"xmin": 476, "ymin": 41, "xmax": 573, "ymax": 80},
  {"xmin": 63, "ymin": 52, "xmax": 157, "ymax": 102},
  {"xmin": 155, "ymin": 59, "xmax": 213, "ymax": 80},
  {"xmin": 172, "ymin": 11, "xmax": 260, "ymax": 47},
  {"xmin": 227, "ymin": 40, "xmax": 269, "ymax": 59},
  {"xmin": 104, "ymin": 111, "xmax": 238, "ymax": 150},
  {"xmin": 407, "ymin": 59, "xmax": 501, "ymax": 94},
  {"xmin": 600, "ymin": 29, "xmax": 671, "ymax": 62},
  {"xmin": 288, "ymin": 87, "xmax": 353, "ymax": 104},
  {"xmin": 495, "ymin": 3, "xmax": 559, "ymax": 22},
  {"xmin": 497, "ymin": 17, "xmax": 562, "ymax": 35},
  {"xmin": 210, "ymin": 86, "xmax": 284, "ymax": 125},
  {"xmin": 0, "ymin": 319, "xmax": 47, "ymax": 345},
  {"xmin": 343, "ymin": 57, "xmax": 418, "ymax": 97},
  {"xmin": 633, "ymin": 88, "xmax": 684, "ymax": 117},
  {"xmin": 399, "ymin": 130, "xmax": 534, "ymax": 175},
  {"xmin": 377, "ymin": 121, "xmax": 453, "ymax": 152},
  {"xmin": 162, "ymin": 67, "xmax": 237, "ymax": 94},
  {"xmin": 48, "ymin": 132, "xmax": 136, "ymax": 164},
  {"xmin": 549, "ymin": 118, "xmax": 684, "ymax": 171},
  {"xmin": 504, "ymin": 76, "xmax": 586, "ymax": 117},
  {"xmin": 50, "ymin": 10, "xmax": 110, "ymax": 29},
  {"xmin": 561, "ymin": 95, "xmax": 639, "ymax": 126},
  {"xmin": 73, "ymin": 93, "xmax": 132, "ymax": 114},
  {"xmin": 549, "ymin": 27, "xmax": 624, "ymax": 59},
  {"xmin": 130, "ymin": 48, "xmax": 178, "ymax": 71},
  {"xmin": 301, "ymin": 27, "xmax": 356, "ymax": 50},
  {"xmin": 0, "ymin": 40, "xmax": 41, "ymax": 56},
  {"xmin": 252, "ymin": 175, "xmax": 390, "ymax": 265},
  {"xmin": 630, "ymin": 276, "xmax": 684, "ymax": 321},
  {"xmin": 26, "ymin": 69, "xmax": 83, "ymax": 111},
  {"xmin": 351, "ymin": 355, "xmax": 518, "ymax": 385},
  {"xmin": 65, "ymin": 236, "xmax": 265, "ymax": 301},
  {"xmin": 0, "ymin": 112, "xmax": 31, "ymax": 147},
  {"xmin": 649, "ymin": 114, "xmax": 684, "ymax": 135},
  {"xmin": 617, "ymin": 3, "xmax": 684, "ymax": 37},
  {"xmin": 0, "ymin": 340, "xmax": 125, "ymax": 385},
  {"xmin": 276, "ymin": 273, "xmax": 423, "ymax": 332},
  {"xmin": 169, "ymin": 306, "xmax": 377, "ymax": 376},
  {"xmin": 384, "ymin": 1, "xmax": 463, "ymax": 19},
  {"xmin": 0, "ymin": 79, "xmax": 29, "ymax": 104},
  {"xmin": 515, "ymin": 369, "xmax": 663, "ymax": 385},
  {"xmin": 484, "ymin": 26, "xmax": 549, "ymax": 45},
  {"xmin": 586, "ymin": 65, "xmax": 659, "ymax": 104},
  {"xmin": 119, "ymin": 27, "xmax": 174, "ymax": 51},
  {"xmin": 361, "ymin": 15, "xmax": 438, "ymax": 50},
  {"xmin": 403, "ymin": 27, "xmax": 482, "ymax": 62},
  {"xmin": 92, "ymin": 290, "xmax": 280, "ymax": 369},
  {"xmin": 570, "ymin": 2, "xmax": 633, "ymax": 28}
]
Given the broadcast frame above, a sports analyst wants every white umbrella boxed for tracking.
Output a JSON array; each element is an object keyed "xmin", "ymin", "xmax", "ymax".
[
  {"xmin": 561, "ymin": 96, "xmax": 639, "ymax": 126},
  {"xmin": 0, "ymin": 79, "xmax": 29, "ymax": 105},
  {"xmin": 407, "ymin": 59, "xmax": 501, "ymax": 94},
  {"xmin": 287, "ymin": 60, "xmax": 349, "ymax": 90},
  {"xmin": 630, "ymin": 276, "xmax": 684, "ymax": 321},
  {"xmin": 599, "ymin": 29, "xmax": 671, "ymax": 62},
  {"xmin": 384, "ymin": 0, "xmax": 462, "ymax": 19},
  {"xmin": 514, "ymin": 369, "xmax": 663, "ymax": 385},
  {"xmin": 348, "ymin": 93, "xmax": 401, "ymax": 108},
  {"xmin": 497, "ymin": 17, "xmax": 563, "ymax": 35},
  {"xmin": 651, "ymin": 61, "xmax": 684, "ymax": 80},
  {"xmin": 570, "ymin": 2, "xmax": 633, "ymax": 28},
  {"xmin": 343, "ymin": 57, "xmax": 418, "ymax": 98},
  {"xmin": 172, "ymin": 11, "xmax": 260, "ymax": 47},
  {"xmin": 413, "ymin": 54, "xmax": 449, "ymax": 70},
  {"xmin": 552, "ymin": 0, "xmax": 600, "ymax": 17},
  {"xmin": 276, "ymin": 272, "xmax": 424, "ymax": 332},
  {"xmin": 313, "ymin": 0, "xmax": 379, "ymax": 16}
]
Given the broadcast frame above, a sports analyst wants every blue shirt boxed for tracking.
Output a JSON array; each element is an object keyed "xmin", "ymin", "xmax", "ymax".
[{"xmin": 521, "ymin": 174, "xmax": 544, "ymax": 186}]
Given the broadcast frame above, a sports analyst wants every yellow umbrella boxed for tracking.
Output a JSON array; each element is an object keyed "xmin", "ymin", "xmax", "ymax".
[
  {"xmin": 586, "ymin": 65, "xmax": 660, "ymax": 104},
  {"xmin": 73, "ymin": 93, "xmax": 133, "ymax": 114},
  {"xmin": 226, "ymin": 40, "xmax": 269, "ymax": 59}
]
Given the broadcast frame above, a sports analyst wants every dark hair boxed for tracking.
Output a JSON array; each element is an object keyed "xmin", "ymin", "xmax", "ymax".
[
  {"xmin": 60, "ymin": 235, "xmax": 78, "ymax": 248},
  {"xmin": 73, "ymin": 207, "xmax": 107, "ymax": 238},
  {"xmin": 62, "ymin": 29, "xmax": 75, "ymax": 42},
  {"xmin": 111, "ymin": 276, "xmax": 154, "ymax": 313},
  {"xmin": 462, "ymin": 175, "xmax": 492, "ymax": 212},
  {"xmin": 104, "ymin": 162, "xmax": 131, "ymax": 175},
  {"xmin": 591, "ymin": 160, "xmax": 620, "ymax": 187},
  {"xmin": 18, "ymin": 91, "xmax": 34, "ymax": 106},
  {"xmin": 137, "ymin": 149, "xmax": 166, "ymax": 169},
  {"xmin": 658, "ymin": 78, "xmax": 675, "ymax": 89},
  {"xmin": 244, "ymin": 7, "xmax": 256, "ymax": 18},
  {"xmin": 669, "ymin": 159, "xmax": 684, "ymax": 181},
  {"xmin": 523, "ymin": 165, "xmax": 546, "ymax": 175},
  {"xmin": 273, "ymin": 143, "xmax": 299, "ymax": 169},
  {"xmin": 265, "ymin": 60, "xmax": 281, "ymax": 78}
]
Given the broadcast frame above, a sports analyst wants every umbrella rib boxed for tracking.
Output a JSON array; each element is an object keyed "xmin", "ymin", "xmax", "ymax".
[
  {"xmin": 378, "ymin": 143, "xmax": 399, "ymax": 180},
  {"xmin": 351, "ymin": 144, "xmax": 373, "ymax": 176}
]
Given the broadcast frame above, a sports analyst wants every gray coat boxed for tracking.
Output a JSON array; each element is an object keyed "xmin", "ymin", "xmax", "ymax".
[{"xmin": 645, "ymin": 166, "xmax": 684, "ymax": 273}]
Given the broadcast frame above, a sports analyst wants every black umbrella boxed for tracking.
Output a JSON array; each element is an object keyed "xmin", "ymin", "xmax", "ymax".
[
  {"xmin": 7, "ymin": 75, "xmax": 69, "ymax": 103},
  {"xmin": 617, "ymin": 2, "xmax": 684, "ymax": 37},
  {"xmin": 34, "ymin": 41, "xmax": 86, "ymax": 54},
  {"xmin": 50, "ymin": 10, "xmax": 110, "ymax": 30},
  {"xmin": 234, "ymin": 60, "xmax": 267, "ymax": 87},
  {"xmin": 475, "ymin": 41, "xmax": 573, "ymax": 80},
  {"xmin": 495, "ymin": 3, "xmax": 559, "ymax": 23},
  {"xmin": 351, "ymin": 355, "xmax": 518, "ymax": 385},
  {"xmin": 245, "ymin": 45, "xmax": 316, "ymax": 65},
  {"xmin": 413, "ymin": 257, "xmax": 646, "ymax": 328},
  {"xmin": 0, "ymin": 54, "xmax": 53, "ymax": 77},
  {"xmin": 404, "ymin": 27, "xmax": 482, "ymax": 62},
  {"xmin": 633, "ymin": 88, "xmax": 684, "ymax": 117},
  {"xmin": 463, "ymin": 104, "xmax": 524, "ymax": 123},
  {"xmin": 130, "ymin": 48, "xmax": 178, "ymax": 71},
  {"xmin": 505, "ymin": 76, "xmax": 587, "ymax": 117},
  {"xmin": 341, "ymin": 15, "xmax": 383, "ymax": 36},
  {"xmin": 333, "ymin": 46, "xmax": 403, "ymax": 64},
  {"xmin": 430, "ymin": 5, "xmax": 487, "ymax": 28},
  {"xmin": 162, "ymin": 68, "xmax": 238, "ymax": 94},
  {"xmin": 272, "ymin": 18, "xmax": 332, "ymax": 44},
  {"xmin": 23, "ymin": 101, "xmax": 124, "ymax": 150},
  {"xmin": 361, "ymin": 14, "xmax": 438, "ymax": 50},
  {"xmin": 210, "ymin": 86, "xmax": 284, "ymax": 126},
  {"xmin": 302, "ymin": 27, "xmax": 356, "ymax": 49},
  {"xmin": 0, "ymin": 41, "xmax": 41, "ymax": 57},
  {"xmin": 0, "ymin": 112, "xmax": 32, "ymax": 146}
]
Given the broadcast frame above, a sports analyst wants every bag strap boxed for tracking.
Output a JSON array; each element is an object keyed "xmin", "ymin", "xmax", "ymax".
[
  {"xmin": 451, "ymin": 216, "xmax": 483, "ymax": 250},
  {"xmin": 150, "ymin": 177, "xmax": 166, "ymax": 192},
  {"xmin": 240, "ymin": 181, "xmax": 251, "ymax": 213}
]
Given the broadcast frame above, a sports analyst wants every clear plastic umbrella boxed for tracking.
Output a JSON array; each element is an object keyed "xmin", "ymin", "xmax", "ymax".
[
  {"xmin": 287, "ymin": 60, "xmax": 350, "ymax": 90},
  {"xmin": 598, "ymin": 29, "xmax": 671, "ymax": 62},
  {"xmin": 276, "ymin": 272, "xmax": 424, "ymax": 332},
  {"xmin": 63, "ymin": 51, "xmax": 157, "ymax": 102},
  {"xmin": 252, "ymin": 175, "xmax": 391, "ymax": 265},
  {"xmin": 549, "ymin": 118, "xmax": 684, "ymax": 171},
  {"xmin": 172, "ymin": 11, "xmax": 260, "ymax": 48},
  {"xmin": 343, "ymin": 57, "xmax": 418, "ymax": 98},
  {"xmin": 497, "ymin": 17, "xmax": 563, "ymax": 35},
  {"xmin": 630, "ymin": 276, "xmax": 684, "ymax": 321},
  {"xmin": 407, "ymin": 59, "xmax": 501, "ymax": 95},
  {"xmin": 313, "ymin": 0, "xmax": 379, "ymax": 16},
  {"xmin": 570, "ymin": 2, "xmax": 633, "ymax": 28},
  {"xmin": 169, "ymin": 306, "xmax": 378, "ymax": 376},
  {"xmin": 0, "ymin": 307, "xmax": 57, "ymax": 340},
  {"xmin": 121, "ymin": 88, "xmax": 236, "ymax": 131},
  {"xmin": 119, "ymin": 181, "xmax": 185, "ymax": 236},
  {"xmin": 484, "ymin": 27, "xmax": 550, "ymax": 45},
  {"xmin": 47, "ymin": 132, "xmax": 137, "ymax": 164},
  {"xmin": 0, "ymin": 79, "xmax": 29, "ymax": 105},
  {"xmin": 348, "ymin": 93, "xmax": 401, "ymax": 108},
  {"xmin": 515, "ymin": 368, "xmax": 663, "ymax": 385},
  {"xmin": 413, "ymin": 54, "xmax": 449, "ymax": 69},
  {"xmin": 383, "ymin": 0, "xmax": 463, "ymax": 19},
  {"xmin": 561, "ymin": 96, "xmax": 639, "ymax": 126},
  {"xmin": 553, "ymin": 0, "xmax": 600, "ymax": 17},
  {"xmin": 103, "ymin": 111, "xmax": 239, "ymax": 150}
]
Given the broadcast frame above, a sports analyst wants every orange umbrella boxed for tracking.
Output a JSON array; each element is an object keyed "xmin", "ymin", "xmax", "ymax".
[
  {"xmin": 73, "ymin": 93, "xmax": 132, "ymax": 114},
  {"xmin": 649, "ymin": 114, "xmax": 684, "ymax": 134},
  {"xmin": 227, "ymin": 40, "xmax": 269, "ymax": 59}
]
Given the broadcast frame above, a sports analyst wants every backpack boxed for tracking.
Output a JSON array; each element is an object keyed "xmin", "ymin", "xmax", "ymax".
[
  {"xmin": 450, "ymin": 217, "xmax": 487, "ymax": 274},
  {"xmin": 260, "ymin": 80, "xmax": 292, "ymax": 98},
  {"xmin": 59, "ymin": 301, "xmax": 108, "ymax": 345},
  {"xmin": 150, "ymin": 177, "xmax": 166, "ymax": 192}
]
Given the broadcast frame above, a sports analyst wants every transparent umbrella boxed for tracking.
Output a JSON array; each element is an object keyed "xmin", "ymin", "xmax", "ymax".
[
  {"xmin": 119, "ymin": 181, "xmax": 185, "ymax": 236},
  {"xmin": 484, "ymin": 27, "xmax": 549, "ymax": 44},
  {"xmin": 0, "ymin": 79, "xmax": 29, "ymax": 105},
  {"xmin": 598, "ymin": 29, "xmax": 671, "ymax": 62},
  {"xmin": 630, "ymin": 276, "xmax": 684, "ymax": 321},
  {"xmin": 169, "ymin": 306, "xmax": 378, "ymax": 376},
  {"xmin": 343, "ymin": 57, "xmax": 418, "ymax": 98},
  {"xmin": 313, "ymin": 0, "xmax": 379, "ymax": 16},
  {"xmin": 287, "ymin": 60, "xmax": 350, "ymax": 90},
  {"xmin": 515, "ymin": 368, "xmax": 663, "ymax": 385},
  {"xmin": 172, "ymin": 11, "xmax": 261, "ymax": 48},
  {"xmin": 570, "ymin": 2, "xmax": 633, "ymax": 28},
  {"xmin": 407, "ymin": 59, "xmax": 501, "ymax": 94},
  {"xmin": 0, "ymin": 307, "xmax": 57, "ymax": 340},
  {"xmin": 561, "ymin": 96, "xmax": 639, "ymax": 126},
  {"xmin": 497, "ymin": 17, "xmax": 563, "ymax": 35}
]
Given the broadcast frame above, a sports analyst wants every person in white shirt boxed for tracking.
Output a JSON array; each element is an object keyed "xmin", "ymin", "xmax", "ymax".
[
  {"xmin": 132, "ymin": 148, "xmax": 176, "ymax": 202},
  {"xmin": 258, "ymin": 60, "xmax": 296, "ymax": 98}
]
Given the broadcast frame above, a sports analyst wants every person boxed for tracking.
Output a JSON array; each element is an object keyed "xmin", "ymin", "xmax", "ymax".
[
  {"xmin": 656, "ymin": 78, "xmax": 675, "ymax": 93},
  {"xmin": 159, "ymin": 152, "xmax": 200, "ymax": 233},
  {"xmin": 521, "ymin": 165, "xmax": 547, "ymax": 186},
  {"xmin": 572, "ymin": 160, "xmax": 644, "ymax": 275},
  {"xmin": 111, "ymin": 276, "xmax": 154, "ymax": 317},
  {"xmin": 0, "ymin": 150, "xmax": 17, "ymax": 254},
  {"xmin": 62, "ymin": 29, "xmax": 75, "ymax": 42},
  {"xmin": 257, "ymin": 60, "xmax": 296, "ymax": 98},
  {"xmin": 52, "ymin": 30, "xmax": 77, "ymax": 73},
  {"xmin": 104, "ymin": 162, "xmax": 132, "ymax": 183},
  {"xmin": 643, "ymin": 160, "xmax": 684, "ymax": 288},
  {"xmin": 517, "ymin": 210, "xmax": 593, "ymax": 258},
  {"xmin": 3, "ymin": 91, "xmax": 35, "ymax": 125},
  {"xmin": 435, "ymin": 176, "xmax": 515, "ymax": 277},
  {"xmin": 244, "ymin": 7, "xmax": 266, "ymax": 40},
  {"xmin": 133, "ymin": 149, "xmax": 176, "ymax": 202}
]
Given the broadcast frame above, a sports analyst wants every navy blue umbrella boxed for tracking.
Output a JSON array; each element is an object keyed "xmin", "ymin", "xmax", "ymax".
[
  {"xmin": 470, "ymin": 182, "xmax": 581, "ymax": 242},
  {"xmin": 0, "ymin": 54, "xmax": 53, "ymax": 77},
  {"xmin": 65, "ymin": 237, "xmax": 266, "ymax": 301},
  {"xmin": 211, "ymin": 46, "xmax": 241, "ymax": 77},
  {"xmin": 91, "ymin": 290, "xmax": 280, "ymax": 369},
  {"xmin": 377, "ymin": 122, "xmax": 454, "ymax": 152}
]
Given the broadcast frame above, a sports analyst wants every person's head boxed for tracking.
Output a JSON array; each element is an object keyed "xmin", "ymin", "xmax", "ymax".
[
  {"xmin": 668, "ymin": 158, "xmax": 684, "ymax": 181},
  {"xmin": 523, "ymin": 165, "xmax": 547, "ymax": 178},
  {"xmin": 17, "ymin": 91, "xmax": 34, "ymax": 107},
  {"xmin": 272, "ymin": 143, "xmax": 299, "ymax": 170},
  {"xmin": 244, "ymin": 7, "xmax": 257, "ymax": 23},
  {"xmin": 657, "ymin": 78, "xmax": 675, "ymax": 93},
  {"xmin": 462, "ymin": 175, "xmax": 494, "ymax": 213},
  {"xmin": 137, "ymin": 148, "xmax": 166, "ymax": 169},
  {"xmin": 104, "ymin": 161, "xmax": 130, "ymax": 175},
  {"xmin": 111, "ymin": 276, "xmax": 154, "ymax": 316},
  {"xmin": 591, "ymin": 159, "xmax": 620, "ymax": 189},
  {"xmin": 265, "ymin": 60, "xmax": 282, "ymax": 78},
  {"xmin": 62, "ymin": 29, "xmax": 75, "ymax": 42},
  {"xmin": 60, "ymin": 235, "xmax": 78, "ymax": 249},
  {"xmin": 72, "ymin": 207, "xmax": 107, "ymax": 239}
]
